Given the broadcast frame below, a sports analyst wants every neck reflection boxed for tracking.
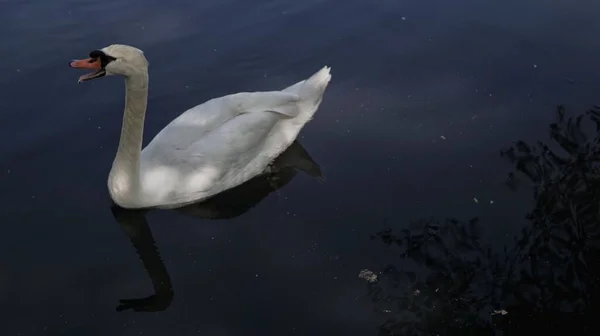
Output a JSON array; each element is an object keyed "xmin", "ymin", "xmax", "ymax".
[{"xmin": 110, "ymin": 141, "xmax": 322, "ymax": 312}]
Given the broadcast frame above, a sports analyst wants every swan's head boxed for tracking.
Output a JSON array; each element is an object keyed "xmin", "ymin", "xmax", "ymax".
[{"xmin": 69, "ymin": 44, "xmax": 149, "ymax": 83}]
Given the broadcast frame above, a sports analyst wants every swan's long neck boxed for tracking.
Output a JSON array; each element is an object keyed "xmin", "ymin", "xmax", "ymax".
[{"xmin": 108, "ymin": 72, "xmax": 149, "ymax": 208}]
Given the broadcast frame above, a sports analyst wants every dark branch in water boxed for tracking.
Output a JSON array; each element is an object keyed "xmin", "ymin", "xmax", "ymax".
[{"xmin": 367, "ymin": 105, "xmax": 600, "ymax": 335}]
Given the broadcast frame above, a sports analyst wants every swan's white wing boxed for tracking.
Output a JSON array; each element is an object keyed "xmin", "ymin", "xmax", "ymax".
[
  {"xmin": 226, "ymin": 91, "xmax": 300, "ymax": 117},
  {"xmin": 143, "ymin": 91, "xmax": 299, "ymax": 155},
  {"xmin": 140, "ymin": 91, "xmax": 301, "ymax": 206}
]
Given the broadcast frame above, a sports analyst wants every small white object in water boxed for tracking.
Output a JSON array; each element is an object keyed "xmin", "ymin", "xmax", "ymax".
[
  {"xmin": 358, "ymin": 269, "xmax": 378, "ymax": 283},
  {"xmin": 492, "ymin": 309, "xmax": 508, "ymax": 316},
  {"xmin": 490, "ymin": 200, "xmax": 495, "ymax": 204},
  {"xmin": 473, "ymin": 197, "xmax": 479, "ymax": 203},
  {"xmin": 440, "ymin": 135, "xmax": 446, "ymax": 140}
]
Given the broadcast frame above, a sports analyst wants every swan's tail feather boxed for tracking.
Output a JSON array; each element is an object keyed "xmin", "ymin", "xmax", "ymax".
[
  {"xmin": 297, "ymin": 66, "xmax": 332, "ymax": 99},
  {"xmin": 283, "ymin": 66, "xmax": 332, "ymax": 99},
  {"xmin": 279, "ymin": 66, "xmax": 331, "ymax": 122}
]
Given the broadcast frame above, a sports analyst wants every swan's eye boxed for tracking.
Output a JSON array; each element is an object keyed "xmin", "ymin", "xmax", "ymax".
[
  {"xmin": 89, "ymin": 50, "xmax": 105, "ymax": 59},
  {"xmin": 88, "ymin": 50, "xmax": 117, "ymax": 68}
]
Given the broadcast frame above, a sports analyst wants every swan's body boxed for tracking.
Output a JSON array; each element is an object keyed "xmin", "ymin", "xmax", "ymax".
[{"xmin": 70, "ymin": 44, "xmax": 331, "ymax": 209}]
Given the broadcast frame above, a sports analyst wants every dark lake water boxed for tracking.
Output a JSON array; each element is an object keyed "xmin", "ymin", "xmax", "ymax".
[{"xmin": 2, "ymin": 0, "xmax": 600, "ymax": 335}]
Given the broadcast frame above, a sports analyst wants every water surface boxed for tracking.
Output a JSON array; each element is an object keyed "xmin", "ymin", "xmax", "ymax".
[{"xmin": 1, "ymin": 0, "xmax": 600, "ymax": 335}]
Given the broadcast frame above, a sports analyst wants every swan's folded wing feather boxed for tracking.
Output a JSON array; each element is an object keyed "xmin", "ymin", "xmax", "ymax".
[
  {"xmin": 140, "ymin": 90, "xmax": 302, "ymax": 204},
  {"xmin": 169, "ymin": 110, "xmax": 283, "ymax": 196},
  {"xmin": 145, "ymin": 91, "xmax": 299, "ymax": 153},
  {"xmin": 226, "ymin": 91, "xmax": 300, "ymax": 117},
  {"xmin": 140, "ymin": 110, "xmax": 281, "ymax": 205}
]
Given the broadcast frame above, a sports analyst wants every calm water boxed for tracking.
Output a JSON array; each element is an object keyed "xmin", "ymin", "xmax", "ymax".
[{"xmin": 2, "ymin": 0, "xmax": 600, "ymax": 335}]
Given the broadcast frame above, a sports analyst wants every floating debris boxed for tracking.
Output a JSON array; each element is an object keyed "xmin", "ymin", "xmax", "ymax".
[
  {"xmin": 440, "ymin": 135, "xmax": 446, "ymax": 140},
  {"xmin": 491, "ymin": 309, "xmax": 508, "ymax": 316},
  {"xmin": 473, "ymin": 197, "xmax": 479, "ymax": 203},
  {"xmin": 358, "ymin": 269, "xmax": 378, "ymax": 283}
]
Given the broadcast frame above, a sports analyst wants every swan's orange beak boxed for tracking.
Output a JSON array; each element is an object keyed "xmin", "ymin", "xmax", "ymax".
[{"xmin": 69, "ymin": 58, "xmax": 106, "ymax": 83}]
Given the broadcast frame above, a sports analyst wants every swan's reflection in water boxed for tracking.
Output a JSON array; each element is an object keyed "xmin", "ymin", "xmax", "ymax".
[{"xmin": 110, "ymin": 141, "xmax": 322, "ymax": 312}]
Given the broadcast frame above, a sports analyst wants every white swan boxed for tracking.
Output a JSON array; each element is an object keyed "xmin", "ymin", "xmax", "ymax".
[{"xmin": 69, "ymin": 44, "xmax": 331, "ymax": 209}]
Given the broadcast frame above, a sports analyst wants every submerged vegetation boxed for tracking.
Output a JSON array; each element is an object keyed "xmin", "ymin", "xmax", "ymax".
[{"xmin": 367, "ymin": 105, "xmax": 600, "ymax": 335}]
